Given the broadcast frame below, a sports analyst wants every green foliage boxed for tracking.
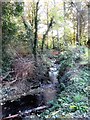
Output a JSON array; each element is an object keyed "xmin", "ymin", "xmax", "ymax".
[
  {"xmin": 40, "ymin": 47, "xmax": 89, "ymax": 119},
  {"xmin": 2, "ymin": 2, "xmax": 22, "ymax": 72},
  {"xmin": 73, "ymin": 94, "xmax": 85, "ymax": 103},
  {"xmin": 57, "ymin": 50, "xmax": 74, "ymax": 82},
  {"xmin": 2, "ymin": 2, "xmax": 32, "ymax": 72},
  {"xmin": 14, "ymin": 2, "xmax": 24, "ymax": 16},
  {"xmin": 2, "ymin": 2, "xmax": 23, "ymax": 38}
]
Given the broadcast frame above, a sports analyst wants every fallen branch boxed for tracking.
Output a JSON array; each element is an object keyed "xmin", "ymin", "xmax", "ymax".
[
  {"xmin": 2, "ymin": 105, "xmax": 48, "ymax": 120},
  {"xmin": 24, "ymin": 105, "xmax": 48, "ymax": 115},
  {"xmin": 2, "ymin": 114, "xmax": 19, "ymax": 120}
]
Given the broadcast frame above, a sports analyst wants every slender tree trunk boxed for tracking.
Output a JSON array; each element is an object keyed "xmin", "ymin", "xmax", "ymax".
[
  {"xmin": 31, "ymin": 1, "xmax": 35, "ymax": 32},
  {"xmin": 76, "ymin": 14, "xmax": 79, "ymax": 44},
  {"xmin": 0, "ymin": 1, "xmax": 2, "ymax": 56},
  {"xmin": 52, "ymin": 30, "xmax": 55, "ymax": 49},
  {"xmin": 73, "ymin": 13, "xmax": 76, "ymax": 45},
  {"xmin": 87, "ymin": 1, "xmax": 90, "ymax": 109},
  {"xmin": 52, "ymin": 0, "xmax": 56, "ymax": 50},
  {"xmin": 87, "ymin": 2, "xmax": 90, "ymax": 48},
  {"xmin": 76, "ymin": 2, "xmax": 81, "ymax": 45},
  {"xmin": 63, "ymin": 2, "xmax": 67, "ymax": 46},
  {"xmin": 0, "ymin": 3, "xmax": 2, "ymax": 106},
  {"xmin": 57, "ymin": 30, "xmax": 59, "ymax": 50},
  {"xmin": 73, "ymin": 25, "xmax": 76, "ymax": 45},
  {"xmin": 41, "ymin": 17, "xmax": 53, "ymax": 52},
  {"xmin": 46, "ymin": 4, "xmax": 49, "ymax": 49},
  {"xmin": 22, "ymin": 16, "xmax": 34, "ymax": 51},
  {"xmin": 0, "ymin": 3, "xmax": 2, "ymax": 117},
  {"xmin": 33, "ymin": 1, "xmax": 39, "ymax": 58}
]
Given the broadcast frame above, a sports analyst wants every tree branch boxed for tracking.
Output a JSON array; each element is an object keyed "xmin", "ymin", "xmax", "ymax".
[{"xmin": 41, "ymin": 17, "xmax": 54, "ymax": 51}]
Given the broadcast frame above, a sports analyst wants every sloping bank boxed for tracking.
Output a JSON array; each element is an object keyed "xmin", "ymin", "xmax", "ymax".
[{"xmin": 40, "ymin": 46, "xmax": 90, "ymax": 119}]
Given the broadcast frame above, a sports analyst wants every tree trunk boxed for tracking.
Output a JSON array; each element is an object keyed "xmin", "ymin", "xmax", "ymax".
[
  {"xmin": 87, "ymin": 2, "xmax": 90, "ymax": 48},
  {"xmin": 73, "ymin": 14, "xmax": 76, "ymax": 45},
  {"xmin": 87, "ymin": 1, "xmax": 90, "ymax": 110},
  {"xmin": 33, "ymin": 1, "xmax": 39, "ymax": 58},
  {"xmin": 52, "ymin": 30, "xmax": 55, "ymax": 49},
  {"xmin": 41, "ymin": 17, "xmax": 53, "ymax": 52},
  {"xmin": 0, "ymin": 3, "xmax": 2, "ymax": 118},
  {"xmin": 0, "ymin": 1, "xmax": 2, "ymax": 69},
  {"xmin": 22, "ymin": 16, "xmax": 34, "ymax": 51},
  {"xmin": 46, "ymin": 3, "xmax": 49, "ymax": 49},
  {"xmin": 63, "ymin": 2, "xmax": 67, "ymax": 46},
  {"xmin": 57, "ymin": 30, "xmax": 59, "ymax": 50},
  {"xmin": 76, "ymin": 2, "xmax": 81, "ymax": 45}
]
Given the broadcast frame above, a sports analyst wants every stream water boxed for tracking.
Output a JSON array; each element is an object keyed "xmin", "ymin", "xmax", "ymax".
[{"xmin": 2, "ymin": 60, "xmax": 59, "ymax": 119}]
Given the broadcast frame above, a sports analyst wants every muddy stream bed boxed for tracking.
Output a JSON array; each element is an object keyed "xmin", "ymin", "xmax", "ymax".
[{"xmin": 1, "ymin": 60, "xmax": 60, "ymax": 119}]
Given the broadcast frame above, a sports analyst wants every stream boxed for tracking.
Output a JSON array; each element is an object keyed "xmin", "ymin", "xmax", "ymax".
[{"xmin": 2, "ymin": 59, "xmax": 60, "ymax": 119}]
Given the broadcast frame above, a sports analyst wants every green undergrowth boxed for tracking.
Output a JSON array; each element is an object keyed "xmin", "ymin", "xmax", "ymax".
[{"xmin": 40, "ymin": 46, "xmax": 90, "ymax": 119}]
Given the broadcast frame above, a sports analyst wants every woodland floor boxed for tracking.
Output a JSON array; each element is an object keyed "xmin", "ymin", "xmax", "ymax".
[{"xmin": 1, "ymin": 46, "xmax": 90, "ymax": 120}]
